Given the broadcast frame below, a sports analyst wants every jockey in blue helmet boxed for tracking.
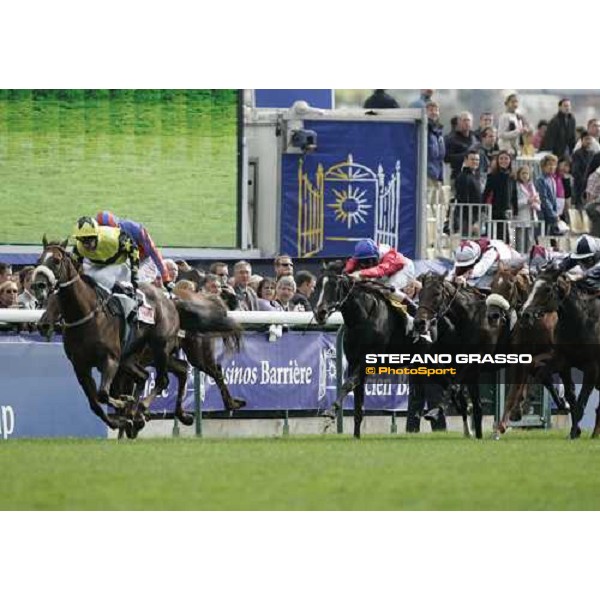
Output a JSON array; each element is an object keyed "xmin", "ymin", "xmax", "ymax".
[{"xmin": 344, "ymin": 239, "xmax": 415, "ymax": 301}]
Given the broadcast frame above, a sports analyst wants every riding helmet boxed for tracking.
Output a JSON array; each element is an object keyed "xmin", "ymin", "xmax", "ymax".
[
  {"xmin": 454, "ymin": 240, "xmax": 482, "ymax": 267},
  {"xmin": 73, "ymin": 216, "xmax": 100, "ymax": 239},
  {"xmin": 572, "ymin": 234, "xmax": 600, "ymax": 259},
  {"xmin": 353, "ymin": 239, "xmax": 379, "ymax": 260}
]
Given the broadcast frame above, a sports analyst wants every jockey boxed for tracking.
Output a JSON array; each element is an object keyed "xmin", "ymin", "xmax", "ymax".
[
  {"xmin": 448, "ymin": 238, "xmax": 522, "ymax": 285},
  {"xmin": 344, "ymin": 238, "xmax": 416, "ymax": 304},
  {"xmin": 96, "ymin": 211, "xmax": 173, "ymax": 290},
  {"xmin": 72, "ymin": 216, "xmax": 142, "ymax": 294},
  {"xmin": 557, "ymin": 234, "xmax": 600, "ymax": 283}
]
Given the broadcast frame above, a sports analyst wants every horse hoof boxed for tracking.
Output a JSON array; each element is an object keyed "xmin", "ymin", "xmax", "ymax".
[
  {"xmin": 178, "ymin": 412, "xmax": 194, "ymax": 427},
  {"xmin": 125, "ymin": 420, "xmax": 138, "ymax": 439},
  {"xmin": 228, "ymin": 398, "xmax": 246, "ymax": 411},
  {"xmin": 491, "ymin": 431, "xmax": 501, "ymax": 441}
]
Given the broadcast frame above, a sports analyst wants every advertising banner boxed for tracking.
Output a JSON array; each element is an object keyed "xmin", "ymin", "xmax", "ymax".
[{"xmin": 280, "ymin": 119, "xmax": 419, "ymax": 259}]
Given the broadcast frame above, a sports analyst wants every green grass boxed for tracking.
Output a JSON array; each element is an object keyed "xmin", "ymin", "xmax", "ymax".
[
  {"xmin": 1, "ymin": 431, "xmax": 600, "ymax": 510},
  {"xmin": 0, "ymin": 90, "xmax": 238, "ymax": 247}
]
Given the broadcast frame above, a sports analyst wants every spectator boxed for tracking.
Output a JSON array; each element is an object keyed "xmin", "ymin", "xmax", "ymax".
[
  {"xmin": 275, "ymin": 276, "xmax": 300, "ymax": 311},
  {"xmin": 175, "ymin": 259, "xmax": 192, "ymax": 273},
  {"xmin": 363, "ymin": 89, "xmax": 399, "ymax": 110},
  {"xmin": 202, "ymin": 274, "xmax": 221, "ymax": 295},
  {"xmin": 249, "ymin": 274, "xmax": 263, "ymax": 293},
  {"xmin": 274, "ymin": 254, "xmax": 294, "ymax": 280},
  {"xmin": 209, "ymin": 261, "xmax": 235, "ymax": 295},
  {"xmin": 498, "ymin": 93, "xmax": 530, "ymax": 156},
  {"xmin": 477, "ymin": 126, "xmax": 498, "ymax": 190},
  {"xmin": 516, "ymin": 165, "xmax": 542, "ymax": 249},
  {"xmin": 163, "ymin": 259, "xmax": 179, "ymax": 283},
  {"xmin": 573, "ymin": 119, "xmax": 600, "ymax": 154},
  {"xmin": 536, "ymin": 154, "xmax": 564, "ymax": 235},
  {"xmin": 532, "ymin": 120, "xmax": 548, "ymax": 150},
  {"xmin": 17, "ymin": 266, "xmax": 37, "ymax": 309},
  {"xmin": 233, "ymin": 261, "xmax": 259, "ymax": 311},
  {"xmin": 409, "ymin": 89, "xmax": 434, "ymax": 109},
  {"xmin": 292, "ymin": 271, "xmax": 316, "ymax": 312},
  {"xmin": 521, "ymin": 130, "xmax": 536, "ymax": 157},
  {"xmin": 257, "ymin": 277, "xmax": 279, "ymax": 311},
  {"xmin": 178, "ymin": 268, "xmax": 204, "ymax": 290},
  {"xmin": 586, "ymin": 163, "xmax": 600, "ymax": 205},
  {"xmin": 0, "ymin": 262, "xmax": 12, "ymax": 286},
  {"xmin": 0, "ymin": 280, "xmax": 19, "ymax": 308},
  {"xmin": 474, "ymin": 112, "xmax": 495, "ymax": 141},
  {"xmin": 483, "ymin": 151, "xmax": 518, "ymax": 243},
  {"xmin": 556, "ymin": 158, "xmax": 573, "ymax": 220},
  {"xmin": 173, "ymin": 279, "xmax": 196, "ymax": 297},
  {"xmin": 454, "ymin": 150, "xmax": 483, "ymax": 235},
  {"xmin": 572, "ymin": 134, "xmax": 597, "ymax": 208},
  {"xmin": 444, "ymin": 111, "xmax": 478, "ymax": 182},
  {"xmin": 425, "ymin": 101, "xmax": 445, "ymax": 191},
  {"xmin": 541, "ymin": 98, "xmax": 577, "ymax": 159}
]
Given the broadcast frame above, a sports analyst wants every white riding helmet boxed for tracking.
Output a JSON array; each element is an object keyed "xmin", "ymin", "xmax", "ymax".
[
  {"xmin": 454, "ymin": 240, "xmax": 482, "ymax": 268},
  {"xmin": 572, "ymin": 234, "xmax": 600, "ymax": 260}
]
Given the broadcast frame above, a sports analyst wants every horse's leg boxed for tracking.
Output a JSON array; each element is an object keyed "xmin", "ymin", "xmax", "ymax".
[
  {"xmin": 138, "ymin": 343, "xmax": 171, "ymax": 414},
  {"xmin": 592, "ymin": 396, "xmax": 600, "ymax": 439},
  {"xmin": 169, "ymin": 355, "xmax": 194, "ymax": 426},
  {"xmin": 571, "ymin": 376, "xmax": 595, "ymax": 440},
  {"xmin": 324, "ymin": 372, "xmax": 360, "ymax": 419},
  {"xmin": 498, "ymin": 363, "xmax": 527, "ymax": 434},
  {"xmin": 353, "ymin": 375, "xmax": 365, "ymax": 440},
  {"xmin": 448, "ymin": 384, "xmax": 471, "ymax": 438},
  {"xmin": 97, "ymin": 355, "xmax": 123, "ymax": 408},
  {"xmin": 200, "ymin": 337, "xmax": 245, "ymax": 411},
  {"xmin": 73, "ymin": 363, "xmax": 122, "ymax": 430},
  {"xmin": 470, "ymin": 382, "xmax": 483, "ymax": 440}
]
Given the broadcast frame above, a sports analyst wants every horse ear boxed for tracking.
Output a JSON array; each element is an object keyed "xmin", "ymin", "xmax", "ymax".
[
  {"xmin": 61, "ymin": 238, "xmax": 69, "ymax": 249},
  {"xmin": 42, "ymin": 234, "xmax": 48, "ymax": 248}
]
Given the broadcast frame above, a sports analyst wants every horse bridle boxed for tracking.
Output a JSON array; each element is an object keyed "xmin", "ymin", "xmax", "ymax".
[
  {"xmin": 418, "ymin": 279, "xmax": 460, "ymax": 324},
  {"xmin": 41, "ymin": 246, "xmax": 104, "ymax": 329},
  {"xmin": 320, "ymin": 274, "xmax": 357, "ymax": 320}
]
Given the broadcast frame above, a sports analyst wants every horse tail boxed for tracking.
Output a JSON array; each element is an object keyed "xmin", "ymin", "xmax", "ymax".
[{"xmin": 175, "ymin": 300, "xmax": 243, "ymax": 352}]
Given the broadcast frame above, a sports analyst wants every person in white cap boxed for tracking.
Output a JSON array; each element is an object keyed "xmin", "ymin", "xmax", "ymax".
[{"xmin": 448, "ymin": 238, "xmax": 523, "ymax": 285}]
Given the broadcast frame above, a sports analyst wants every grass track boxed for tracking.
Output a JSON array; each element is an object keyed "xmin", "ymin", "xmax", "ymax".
[{"xmin": 2, "ymin": 431, "xmax": 600, "ymax": 510}]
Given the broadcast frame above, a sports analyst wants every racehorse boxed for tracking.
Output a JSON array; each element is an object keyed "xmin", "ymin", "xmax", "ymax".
[
  {"xmin": 520, "ymin": 262, "xmax": 600, "ymax": 439},
  {"xmin": 33, "ymin": 248, "xmax": 245, "ymax": 431},
  {"xmin": 37, "ymin": 238, "xmax": 216, "ymax": 434},
  {"xmin": 315, "ymin": 260, "xmax": 413, "ymax": 439},
  {"xmin": 414, "ymin": 272, "xmax": 510, "ymax": 439},
  {"xmin": 490, "ymin": 264, "xmax": 571, "ymax": 435}
]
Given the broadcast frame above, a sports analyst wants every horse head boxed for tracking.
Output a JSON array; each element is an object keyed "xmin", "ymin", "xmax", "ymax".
[
  {"xmin": 520, "ymin": 262, "xmax": 564, "ymax": 327},
  {"xmin": 38, "ymin": 238, "xmax": 76, "ymax": 286},
  {"xmin": 414, "ymin": 272, "xmax": 451, "ymax": 340},
  {"xmin": 487, "ymin": 263, "xmax": 531, "ymax": 326},
  {"xmin": 315, "ymin": 260, "xmax": 351, "ymax": 325}
]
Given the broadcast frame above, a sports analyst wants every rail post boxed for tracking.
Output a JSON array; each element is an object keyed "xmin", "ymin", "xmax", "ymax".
[
  {"xmin": 335, "ymin": 325, "xmax": 345, "ymax": 434},
  {"xmin": 194, "ymin": 368, "xmax": 203, "ymax": 438}
]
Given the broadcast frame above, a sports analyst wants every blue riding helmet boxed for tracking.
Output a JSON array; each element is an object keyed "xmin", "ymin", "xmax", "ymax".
[{"xmin": 353, "ymin": 239, "xmax": 379, "ymax": 260}]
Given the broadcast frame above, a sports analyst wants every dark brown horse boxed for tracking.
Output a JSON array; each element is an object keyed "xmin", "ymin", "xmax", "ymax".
[
  {"xmin": 37, "ymin": 239, "xmax": 200, "ymax": 433},
  {"xmin": 490, "ymin": 264, "xmax": 571, "ymax": 436},
  {"xmin": 34, "ymin": 248, "xmax": 245, "ymax": 430}
]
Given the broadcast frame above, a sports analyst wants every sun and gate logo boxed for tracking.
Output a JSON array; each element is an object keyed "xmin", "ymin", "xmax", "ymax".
[{"xmin": 297, "ymin": 154, "xmax": 402, "ymax": 258}]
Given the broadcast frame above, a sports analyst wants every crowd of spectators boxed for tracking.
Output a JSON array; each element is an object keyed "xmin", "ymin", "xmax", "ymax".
[{"xmin": 413, "ymin": 90, "xmax": 600, "ymax": 243}]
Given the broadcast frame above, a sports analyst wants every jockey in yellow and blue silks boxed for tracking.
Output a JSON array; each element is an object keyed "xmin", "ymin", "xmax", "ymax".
[
  {"xmin": 72, "ymin": 217, "xmax": 142, "ymax": 293},
  {"xmin": 95, "ymin": 211, "xmax": 173, "ymax": 290}
]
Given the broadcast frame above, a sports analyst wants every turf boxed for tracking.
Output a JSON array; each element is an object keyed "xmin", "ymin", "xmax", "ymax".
[
  {"xmin": 1, "ymin": 430, "xmax": 600, "ymax": 510},
  {"xmin": 0, "ymin": 90, "xmax": 238, "ymax": 247}
]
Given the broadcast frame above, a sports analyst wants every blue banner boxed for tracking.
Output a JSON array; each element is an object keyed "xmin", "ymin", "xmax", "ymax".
[
  {"xmin": 0, "ymin": 334, "xmax": 107, "ymax": 439},
  {"xmin": 255, "ymin": 90, "xmax": 334, "ymax": 109},
  {"xmin": 280, "ymin": 119, "xmax": 419, "ymax": 259},
  {"xmin": 0, "ymin": 331, "xmax": 409, "ymax": 438},
  {"xmin": 134, "ymin": 331, "xmax": 408, "ymax": 413}
]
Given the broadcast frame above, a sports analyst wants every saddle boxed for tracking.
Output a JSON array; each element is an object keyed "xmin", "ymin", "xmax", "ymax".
[{"xmin": 358, "ymin": 280, "xmax": 409, "ymax": 315}]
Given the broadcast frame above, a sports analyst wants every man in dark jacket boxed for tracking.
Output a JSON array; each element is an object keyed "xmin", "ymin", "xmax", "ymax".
[
  {"xmin": 453, "ymin": 150, "xmax": 482, "ymax": 236},
  {"xmin": 363, "ymin": 90, "xmax": 399, "ymax": 109},
  {"xmin": 444, "ymin": 111, "xmax": 478, "ymax": 182},
  {"xmin": 571, "ymin": 133, "xmax": 597, "ymax": 208},
  {"xmin": 541, "ymin": 98, "xmax": 577, "ymax": 159},
  {"xmin": 291, "ymin": 271, "xmax": 315, "ymax": 312},
  {"xmin": 426, "ymin": 101, "xmax": 445, "ymax": 185}
]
